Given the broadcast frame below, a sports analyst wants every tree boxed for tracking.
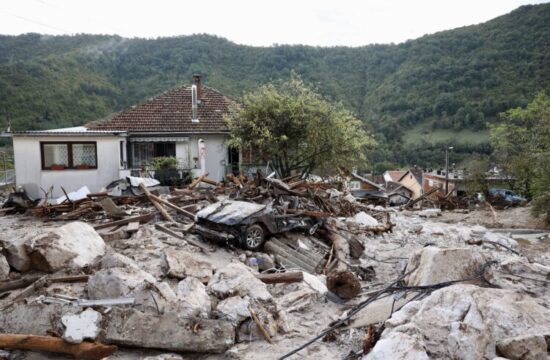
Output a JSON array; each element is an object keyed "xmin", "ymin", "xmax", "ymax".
[
  {"xmin": 225, "ymin": 77, "xmax": 374, "ymax": 177},
  {"xmin": 463, "ymin": 155, "xmax": 491, "ymax": 196},
  {"xmin": 489, "ymin": 91, "xmax": 550, "ymax": 201}
]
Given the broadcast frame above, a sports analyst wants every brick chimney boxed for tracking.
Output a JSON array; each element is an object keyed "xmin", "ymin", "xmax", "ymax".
[{"xmin": 192, "ymin": 74, "xmax": 202, "ymax": 102}]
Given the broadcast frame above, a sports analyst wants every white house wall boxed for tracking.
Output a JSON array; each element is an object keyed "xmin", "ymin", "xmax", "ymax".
[
  {"xmin": 13, "ymin": 135, "xmax": 124, "ymax": 199},
  {"xmin": 188, "ymin": 134, "xmax": 228, "ymax": 181}
]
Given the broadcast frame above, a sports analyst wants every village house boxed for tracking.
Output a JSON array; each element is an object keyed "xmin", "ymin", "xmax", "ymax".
[
  {"xmin": 395, "ymin": 168, "xmax": 423, "ymax": 200},
  {"xmin": 382, "ymin": 170, "xmax": 406, "ymax": 185},
  {"xmin": 349, "ymin": 173, "xmax": 387, "ymax": 204},
  {"xmin": 11, "ymin": 75, "xmax": 238, "ymax": 199}
]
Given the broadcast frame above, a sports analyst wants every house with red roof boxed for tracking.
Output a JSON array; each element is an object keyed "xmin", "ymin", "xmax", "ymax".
[{"xmin": 11, "ymin": 75, "xmax": 238, "ymax": 198}]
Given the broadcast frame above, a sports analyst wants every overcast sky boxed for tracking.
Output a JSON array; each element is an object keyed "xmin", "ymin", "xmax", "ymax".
[{"xmin": 0, "ymin": 0, "xmax": 548, "ymax": 46}]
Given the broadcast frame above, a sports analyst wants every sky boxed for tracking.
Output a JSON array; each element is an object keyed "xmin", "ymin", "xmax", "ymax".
[{"xmin": 0, "ymin": 0, "xmax": 548, "ymax": 47}]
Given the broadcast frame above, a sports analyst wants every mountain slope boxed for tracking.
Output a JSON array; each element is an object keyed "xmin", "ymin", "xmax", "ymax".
[{"xmin": 0, "ymin": 3, "xmax": 548, "ymax": 167}]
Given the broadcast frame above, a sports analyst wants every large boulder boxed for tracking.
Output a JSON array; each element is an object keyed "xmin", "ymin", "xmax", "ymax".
[
  {"xmin": 25, "ymin": 222, "xmax": 106, "ymax": 272},
  {"xmin": 0, "ymin": 253, "xmax": 9, "ymax": 280},
  {"xmin": 215, "ymin": 296, "xmax": 251, "ymax": 325},
  {"xmin": 87, "ymin": 267, "xmax": 155, "ymax": 299},
  {"xmin": 176, "ymin": 277, "xmax": 211, "ymax": 318},
  {"xmin": 163, "ymin": 249, "xmax": 214, "ymax": 283},
  {"xmin": 207, "ymin": 263, "xmax": 271, "ymax": 301},
  {"xmin": 496, "ymin": 334, "xmax": 549, "ymax": 360},
  {"xmin": 364, "ymin": 284, "xmax": 550, "ymax": 360},
  {"xmin": 405, "ymin": 247, "xmax": 486, "ymax": 286}
]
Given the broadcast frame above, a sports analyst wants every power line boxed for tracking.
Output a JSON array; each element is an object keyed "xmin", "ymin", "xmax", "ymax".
[{"xmin": 0, "ymin": 9, "xmax": 70, "ymax": 33}]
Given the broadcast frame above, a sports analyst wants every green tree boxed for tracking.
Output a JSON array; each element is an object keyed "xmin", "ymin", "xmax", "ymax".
[
  {"xmin": 489, "ymin": 91, "xmax": 550, "ymax": 201},
  {"xmin": 463, "ymin": 155, "xmax": 491, "ymax": 196},
  {"xmin": 225, "ymin": 77, "xmax": 374, "ymax": 177}
]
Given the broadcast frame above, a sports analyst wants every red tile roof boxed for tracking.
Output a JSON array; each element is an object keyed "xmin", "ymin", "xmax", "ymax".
[
  {"xmin": 385, "ymin": 170, "xmax": 406, "ymax": 182},
  {"xmin": 87, "ymin": 85, "xmax": 233, "ymax": 133}
]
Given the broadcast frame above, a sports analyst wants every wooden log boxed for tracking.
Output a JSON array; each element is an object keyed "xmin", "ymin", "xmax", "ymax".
[
  {"xmin": 148, "ymin": 194, "xmax": 195, "ymax": 220},
  {"xmin": 189, "ymin": 172, "xmax": 209, "ymax": 190},
  {"xmin": 323, "ymin": 218, "xmax": 361, "ymax": 299},
  {"xmin": 93, "ymin": 213, "xmax": 153, "ymax": 230},
  {"xmin": 138, "ymin": 183, "xmax": 175, "ymax": 222},
  {"xmin": 86, "ymin": 192, "xmax": 108, "ymax": 198},
  {"xmin": 255, "ymin": 271, "xmax": 304, "ymax": 284},
  {"xmin": 200, "ymin": 177, "xmax": 222, "ymax": 187},
  {"xmin": 0, "ymin": 334, "xmax": 117, "ymax": 360},
  {"xmin": 155, "ymin": 224, "xmax": 210, "ymax": 252},
  {"xmin": 227, "ymin": 173, "xmax": 242, "ymax": 188},
  {"xmin": 0, "ymin": 207, "xmax": 15, "ymax": 214}
]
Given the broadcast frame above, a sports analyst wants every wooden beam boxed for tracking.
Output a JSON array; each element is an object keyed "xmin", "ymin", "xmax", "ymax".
[
  {"xmin": 148, "ymin": 193, "xmax": 195, "ymax": 220},
  {"xmin": 139, "ymin": 183, "xmax": 175, "ymax": 222},
  {"xmin": 93, "ymin": 213, "xmax": 153, "ymax": 230},
  {"xmin": 0, "ymin": 334, "xmax": 117, "ymax": 360},
  {"xmin": 189, "ymin": 172, "xmax": 210, "ymax": 190},
  {"xmin": 256, "ymin": 272, "xmax": 303, "ymax": 284}
]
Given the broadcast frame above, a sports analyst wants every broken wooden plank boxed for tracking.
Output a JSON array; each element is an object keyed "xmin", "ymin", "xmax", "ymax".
[
  {"xmin": 256, "ymin": 271, "xmax": 304, "ymax": 284},
  {"xmin": 200, "ymin": 177, "xmax": 222, "ymax": 187},
  {"xmin": 148, "ymin": 193, "xmax": 195, "ymax": 220},
  {"xmin": 139, "ymin": 183, "xmax": 175, "ymax": 222},
  {"xmin": 248, "ymin": 306, "xmax": 273, "ymax": 344},
  {"xmin": 0, "ymin": 334, "xmax": 117, "ymax": 360},
  {"xmin": 93, "ymin": 213, "xmax": 153, "ymax": 230},
  {"xmin": 189, "ymin": 172, "xmax": 210, "ymax": 190},
  {"xmin": 155, "ymin": 223, "xmax": 210, "ymax": 252}
]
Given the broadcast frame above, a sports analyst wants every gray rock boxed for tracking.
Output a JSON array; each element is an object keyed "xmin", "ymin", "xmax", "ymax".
[
  {"xmin": 25, "ymin": 222, "xmax": 105, "ymax": 272},
  {"xmin": 207, "ymin": 262, "xmax": 271, "ymax": 301},
  {"xmin": 215, "ymin": 296, "xmax": 250, "ymax": 325},
  {"xmin": 1, "ymin": 235, "xmax": 31, "ymax": 271},
  {"xmin": 496, "ymin": 334, "xmax": 549, "ymax": 360},
  {"xmin": 163, "ymin": 249, "xmax": 214, "ymax": 283},
  {"xmin": 255, "ymin": 253, "xmax": 275, "ymax": 272},
  {"xmin": 405, "ymin": 247, "xmax": 486, "ymax": 286},
  {"xmin": 176, "ymin": 277, "xmax": 211, "ymax": 318},
  {"xmin": 87, "ymin": 267, "xmax": 155, "ymax": 299}
]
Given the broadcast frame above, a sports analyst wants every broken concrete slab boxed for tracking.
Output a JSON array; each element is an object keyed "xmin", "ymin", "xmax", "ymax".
[
  {"xmin": 0, "ymin": 303, "xmax": 78, "ymax": 336},
  {"xmin": 0, "ymin": 253, "xmax": 9, "ymax": 280},
  {"xmin": 87, "ymin": 267, "xmax": 155, "ymax": 299},
  {"xmin": 163, "ymin": 249, "xmax": 214, "ymax": 283},
  {"xmin": 483, "ymin": 231, "xmax": 519, "ymax": 249},
  {"xmin": 215, "ymin": 296, "xmax": 251, "ymax": 325},
  {"xmin": 175, "ymin": 277, "xmax": 211, "ymax": 318},
  {"xmin": 25, "ymin": 221, "xmax": 106, "ymax": 272},
  {"xmin": 405, "ymin": 247, "xmax": 486, "ymax": 286},
  {"xmin": 207, "ymin": 262, "xmax": 272, "ymax": 302},
  {"xmin": 61, "ymin": 308, "xmax": 102, "ymax": 344},
  {"xmin": 276, "ymin": 287, "xmax": 318, "ymax": 313},
  {"xmin": 367, "ymin": 284, "xmax": 550, "ymax": 360},
  {"xmin": 105, "ymin": 308, "xmax": 235, "ymax": 353},
  {"xmin": 352, "ymin": 211, "xmax": 379, "ymax": 227},
  {"xmin": 496, "ymin": 334, "xmax": 549, "ymax": 360}
]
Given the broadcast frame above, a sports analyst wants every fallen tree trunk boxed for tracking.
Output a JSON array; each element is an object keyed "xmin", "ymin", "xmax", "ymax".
[
  {"xmin": 256, "ymin": 271, "xmax": 304, "ymax": 284},
  {"xmin": 323, "ymin": 218, "xmax": 361, "ymax": 299},
  {"xmin": 0, "ymin": 334, "xmax": 117, "ymax": 360}
]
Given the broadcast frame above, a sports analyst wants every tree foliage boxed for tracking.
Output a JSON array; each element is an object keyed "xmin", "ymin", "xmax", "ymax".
[
  {"xmin": 225, "ymin": 77, "xmax": 374, "ymax": 177},
  {"xmin": 489, "ymin": 91, "xmax": 550, "ymax": 202}
]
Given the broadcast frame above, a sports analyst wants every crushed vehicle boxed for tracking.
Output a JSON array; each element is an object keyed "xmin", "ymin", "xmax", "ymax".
[
  {"xmin": 488, "ymin": 188, "xmax": 527, "ymax": 206},
  {"xmin": 194, "ymin": 200, "xmax": 321, "ymax": 250}
]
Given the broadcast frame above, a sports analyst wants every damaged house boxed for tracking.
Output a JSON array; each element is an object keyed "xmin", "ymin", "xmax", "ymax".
[{"xmin": 11, "ymin": 75, "xmax": 238, "ymax": 199}]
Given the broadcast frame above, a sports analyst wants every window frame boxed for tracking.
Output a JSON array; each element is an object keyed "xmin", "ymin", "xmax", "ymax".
[{"xmin": 40, "ymin": 141, "xmax": 98, "ymax": 170}]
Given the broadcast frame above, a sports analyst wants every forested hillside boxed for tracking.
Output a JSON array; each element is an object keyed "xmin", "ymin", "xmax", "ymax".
[{"xmin": 0, "ymin": 3, "xmax": 549, "ymax": 168}]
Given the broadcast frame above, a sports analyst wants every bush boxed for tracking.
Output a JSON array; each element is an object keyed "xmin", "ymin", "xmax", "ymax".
[
  {"xmin": 531, "ymin": 192, "xmax": 550, "ymax": 225},
  {"xmin": 150, "ymin": 156, "xmax": 178, "ymax": 170}
]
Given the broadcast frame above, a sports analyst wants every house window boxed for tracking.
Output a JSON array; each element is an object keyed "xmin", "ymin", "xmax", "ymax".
[
  {"xmin": 350, "ymin": 181, "xmax": 361, "ymax": 190},
  {"xmin": 131, "ymin": 142, "xmax": 176, "ymax": 167},
  {"xmin": 41, "ymin": 142, "xmax": 97, "ymax": 170}
]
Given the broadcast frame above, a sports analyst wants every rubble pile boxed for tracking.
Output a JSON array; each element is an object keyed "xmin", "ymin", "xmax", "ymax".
[{"xmin": 0, "ymin": 173, "xmax": 548, "ymax": 359}]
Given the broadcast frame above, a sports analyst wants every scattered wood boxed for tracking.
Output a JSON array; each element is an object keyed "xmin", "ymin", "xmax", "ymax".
[
  {"xmin": 148, "ymin": 193, "xmax": 195, "ymax": 220},
  {"xmin": 189, "ymin": 172, "xmax": 210, "ymax": 190},
  {"xmin": 0, "ymin": 334, "xmax": 117, "ymax": 360},
  {"xmin": 93, "ymin": 213, "xmax": 153, "ymax": 230},
  {"xmin": 139, "ymin": 183, "xmax": 175, "ymax": 222}
]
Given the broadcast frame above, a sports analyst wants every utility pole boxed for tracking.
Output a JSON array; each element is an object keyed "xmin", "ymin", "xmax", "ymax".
[{"xmin": 445, "ymin": 146, "xmax": 453, "ymax": 194}]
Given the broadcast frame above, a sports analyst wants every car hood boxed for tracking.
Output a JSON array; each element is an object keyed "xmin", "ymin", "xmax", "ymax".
[{"xmin": 195, "ymin": 200, "xmax": 268, "ymax": 226}]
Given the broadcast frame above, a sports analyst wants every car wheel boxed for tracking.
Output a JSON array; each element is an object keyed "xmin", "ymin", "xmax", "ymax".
[{"xmin": 243, "ymin": 224, "xmax": 265, "ymax": 250}]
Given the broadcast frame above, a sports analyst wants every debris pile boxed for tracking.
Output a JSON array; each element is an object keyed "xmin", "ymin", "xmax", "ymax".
[{"xmin": 0, "ymin": 173, "xmax": 548, "ymax": 359}]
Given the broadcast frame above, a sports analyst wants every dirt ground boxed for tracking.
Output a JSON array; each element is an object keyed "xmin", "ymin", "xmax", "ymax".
[{"xmin": 438, "ymin": 205, "xmax": 549, "ymax": 230}]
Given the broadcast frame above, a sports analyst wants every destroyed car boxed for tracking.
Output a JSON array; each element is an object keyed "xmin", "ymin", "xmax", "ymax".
[
  {"xmin": 194, "ymin": 200, "xmax": 319, "ymax": 250},
  {"xmin": 488, "ymin": 188, "xmax": 527, "ymax": 206}
]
